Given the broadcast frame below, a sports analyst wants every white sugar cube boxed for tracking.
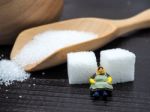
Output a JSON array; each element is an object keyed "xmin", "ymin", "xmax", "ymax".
[
  {"xmin": 100, "ymin": 48, "xmax": 136, "ymax": 84},
  {"xmin": 67, "ymin": 52, "xmax": 97, "ymax": 84}
]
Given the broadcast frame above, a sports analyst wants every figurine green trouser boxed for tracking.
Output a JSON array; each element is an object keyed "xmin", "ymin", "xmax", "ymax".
[{"xmin": 90, "ymin": 74, "xmax": 113, "ymax": 90}]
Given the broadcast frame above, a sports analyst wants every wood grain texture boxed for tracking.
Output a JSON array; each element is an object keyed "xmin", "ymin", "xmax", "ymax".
[
  {"xmin": 1, "ymin": 0, "xmax": 150, "ymax": 112},
  {"xmin": 0, "ymin": 0, "xmax": 64, "ymax": 45},
  {"xmin": 10, "ymin": 9, "xmax": 150, "ymax": 71}
]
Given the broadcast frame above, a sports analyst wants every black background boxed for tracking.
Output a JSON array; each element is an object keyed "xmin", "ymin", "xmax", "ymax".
[{"xmin": 0, "ymin": 0, "xmax": 150, "ymax": 112}]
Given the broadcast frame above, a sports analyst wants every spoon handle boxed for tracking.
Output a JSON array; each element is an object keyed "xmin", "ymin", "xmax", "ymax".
[{"xmin": 112, "ymin": 9, "xmax": 150, "ymax": 36}]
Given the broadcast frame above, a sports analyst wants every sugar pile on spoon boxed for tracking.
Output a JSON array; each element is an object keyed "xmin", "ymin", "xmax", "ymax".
[
  {"xmin": 14, "ymin": 30, "xmax": 97, "ymax": 67},
  {"xmin": 0, "ymin": 30, "xmax": 97, "ymax": 85}
]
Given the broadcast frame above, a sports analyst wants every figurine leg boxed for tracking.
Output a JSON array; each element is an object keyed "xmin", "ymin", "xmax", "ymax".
[
  {"xmin": 90, "ymin": 90, "xmax": 95, "ymax": 97},
  {"xmin": 103, "ymin": 90, "xmax": 108, "ymax": 96},
  {"xmin": 90, "ymin": 89, "xmax": 100, "ymax": 98},
  {"xmin": 106, "ymin": 90, "xmax": 112, "ymax": 97},
  {"xmin": 93, "ymin": 91, "xmax": 99, "ymax": 97},
  {"xmin": 101, "ymin": 90, "xmax": 108, "ymax": 100}
]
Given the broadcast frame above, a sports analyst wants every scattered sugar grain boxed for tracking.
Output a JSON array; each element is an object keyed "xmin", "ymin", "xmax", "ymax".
[
  {"xmin": 1, "ymin": 54, "xmax": 4, "ymax": 57},
  {"xmin": 0, "ymin": 60, "xmax": 30, "ymax": 86},
  {"xmin": 5, "ymin": 96, "xmax": 8, "ymax": 99},
  {"xmin": 5, "ymin": 89, "xmax": 8, "ymax": 92},
  {"xmin": 28, "ymin": 84, "xmax": 31, "ymax": 87},
  {"xmin": 19, "ymin": 95, "xmax": 22, "ymax": 98},
  {"xmin": 33, "ymin": 83, "xmax": 36, "ymax": 86},
  {"xmin": 42, "ymin": 72, "xmax": 45, "ymax": 75},
  {"xmin": 13, "ymin": 30, "xmax": 97, "ymax": 67}
]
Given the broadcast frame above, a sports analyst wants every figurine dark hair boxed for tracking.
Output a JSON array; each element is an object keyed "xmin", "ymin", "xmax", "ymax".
[{"xmin": 98, "ymin": 66, "xmax": 104, "ymax": 70}]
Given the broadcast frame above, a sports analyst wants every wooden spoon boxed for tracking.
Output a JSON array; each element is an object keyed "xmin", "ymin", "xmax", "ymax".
[{"xmin": 11, "ymin": 9, "xmax": 150, "ymax": 72}]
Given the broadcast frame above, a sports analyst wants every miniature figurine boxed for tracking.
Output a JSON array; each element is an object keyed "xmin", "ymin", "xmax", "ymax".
[{"xmin": 89, "ymin": 66, "xmax": 113, "ymax": 99}]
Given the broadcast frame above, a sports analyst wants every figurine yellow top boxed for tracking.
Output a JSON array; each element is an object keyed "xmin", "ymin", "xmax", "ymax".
[{"xmin": 89, "ymin": 66, "xmax": 113, "ymax": 98}]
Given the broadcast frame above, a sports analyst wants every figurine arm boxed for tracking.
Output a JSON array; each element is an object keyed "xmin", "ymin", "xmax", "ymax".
[
  {"xmin": 107, "ymin": 76, "xmax": 112, "ymax": 84},
  {"xmin": 89, "ymin": 74, "xmax": 96, "ymax": 84},
  {"xmin": 89, "ymin": 78, "xmax": 96, "ymax": 84}
]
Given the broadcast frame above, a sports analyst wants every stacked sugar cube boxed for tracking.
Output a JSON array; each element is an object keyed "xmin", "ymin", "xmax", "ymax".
[
  {"xmin": 67, "ymin": 52, "xmax": 97, "ymax": 84},
  {"xmin": 100, "ymin": 48, "xmax": 136, "ymax": 84}
]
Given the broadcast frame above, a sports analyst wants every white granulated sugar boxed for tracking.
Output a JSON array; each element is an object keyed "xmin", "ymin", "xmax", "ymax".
[
  {"xmin": 100, "ymin": 48, "xmax": 136, "ymax": 84},
  {"xmin": 5, "ymin": 89, "xmax": 8, "ymax": 92},
  {"xmin": 67, "ymin": 51, "xmax": 97, "ymax": 84},
  {"xmin": 0, "ymin": 60, "xmax": 30, "ymax": 86},
  {"xmin": 14, "ymin": 30, "xmax": 97, "ymax": 67},
  {"xmin": 5, "ymin": 96, "xmax": 8, "ymax": 99},
  {"xmin": 42, "ymin": 72, "xmax": 45, "ymax": 75},
  {"xmin": 19, "ymin": 95, "xmax": 22, "ymax": 98}
]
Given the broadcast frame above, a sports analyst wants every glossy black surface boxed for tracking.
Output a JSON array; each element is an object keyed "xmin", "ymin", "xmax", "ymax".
[{"xmin": 0, "ymin": 0, "xmax": 150, "ymax": 112}]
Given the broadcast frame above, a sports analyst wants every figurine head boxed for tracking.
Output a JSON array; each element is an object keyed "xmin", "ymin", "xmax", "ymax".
[{"xmin": 96, "ymin": 67, "xmax": 106, "ymax": 75}]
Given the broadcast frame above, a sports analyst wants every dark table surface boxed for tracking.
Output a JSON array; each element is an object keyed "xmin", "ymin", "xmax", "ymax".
[{"xmin": 1, "ymin": 0, "xmax": 150, "ymax": 112}]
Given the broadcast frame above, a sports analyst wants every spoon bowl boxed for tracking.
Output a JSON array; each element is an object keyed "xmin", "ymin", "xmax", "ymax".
[{"xmin": 11, "ymin": 9, "xmax": 150, "ymax": 71}]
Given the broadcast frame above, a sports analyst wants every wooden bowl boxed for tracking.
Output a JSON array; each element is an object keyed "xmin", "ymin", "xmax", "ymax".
[{"xmin": 0, "ymin": 0, "xmax": 64, "ymax": 45}]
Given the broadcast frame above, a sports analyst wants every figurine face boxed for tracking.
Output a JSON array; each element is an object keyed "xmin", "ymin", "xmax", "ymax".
[{"xmin": 96, "ymin": 67, "xmax": 105, "ymax": 75}]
